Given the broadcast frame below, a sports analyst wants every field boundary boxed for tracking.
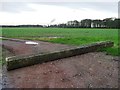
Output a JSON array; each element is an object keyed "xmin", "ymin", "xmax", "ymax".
[
  {"xmin": 6, "ymin": 41, "xmax": 114, "ymax": 70},
  {"xmin": 2, "ymin": 37, "xmax": 26, "ymax": 42}
]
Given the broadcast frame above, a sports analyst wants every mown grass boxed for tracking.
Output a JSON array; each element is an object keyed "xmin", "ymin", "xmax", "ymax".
[{"xmin": 2, "ymin": 27, "xmax": 119, "ymax": 56}]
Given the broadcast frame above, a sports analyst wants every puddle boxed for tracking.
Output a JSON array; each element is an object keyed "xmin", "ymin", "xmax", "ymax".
[{"xmin": 25, "ymin": 41, "xmax": 38, "ymax": 45}]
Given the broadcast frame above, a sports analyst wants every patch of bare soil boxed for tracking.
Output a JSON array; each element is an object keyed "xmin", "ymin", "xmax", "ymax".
[
  {"xmin": 2, "ymin": 52, "xmax": 118, "ymax": 88},
  {"xmin": 1, "ymin": 40, "xmax": 76, "ymax": 56}
]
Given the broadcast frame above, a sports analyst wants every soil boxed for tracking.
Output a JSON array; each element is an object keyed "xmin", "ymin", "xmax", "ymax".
[
  {"xmin": 0, "ymin": 39, "xmax": 119, "ymax": 88},
  {"xmin": 1, "ymin": 40, "xmax": 76, "ymax": 56}
]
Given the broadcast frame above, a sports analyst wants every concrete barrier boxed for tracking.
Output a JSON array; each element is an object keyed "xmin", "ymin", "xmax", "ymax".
[{"xmin": 6, "ymin": 41, "xmax": 114, "ymax": 70}]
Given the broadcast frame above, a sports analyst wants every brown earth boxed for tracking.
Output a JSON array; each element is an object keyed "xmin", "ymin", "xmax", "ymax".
[
  {"xmin": 1, "ymin": 39, "xmax": 119, "ymax": 88},
  {"xmin": 1, "ymin": 40, "xmax": 76, "ymax": 56},
  {"xmin": 2, "ymin": 53, "xmax": 118, "ymax": 88}
]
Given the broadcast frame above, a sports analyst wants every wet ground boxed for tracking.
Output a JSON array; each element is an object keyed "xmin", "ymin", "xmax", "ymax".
[
  {"xmin": 1, "ymin": 39, "xmax": 76, "ymax": 56},
  {"xmin": 2, "ymin": 52, "xmax": 118, "ymax": 88},
  {"xmin": 0, "ymin": 39, "xmax": 119, "ymax": 88}
]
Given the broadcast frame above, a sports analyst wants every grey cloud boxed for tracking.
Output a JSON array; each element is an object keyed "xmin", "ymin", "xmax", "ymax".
[
  {"xmin": 1, "ymin": 2, "xmax": 118, "ymax": 14},
  {"xmin": 1, "ymin": 2, "xmax": 35, "ymax": 13},
  {"xmin": 84, "ymin": 2, "xmax": 118, "ymax": 13},
  {"xmin": 34, "ymin": 2, "xmax": 118, "ymax": 13},
  {"xmin": 118, "ymin": 1, "xmax": 120, "ymax": 18}
]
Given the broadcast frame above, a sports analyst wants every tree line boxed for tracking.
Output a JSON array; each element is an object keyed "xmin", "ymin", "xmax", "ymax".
[{"xmin": 1, "ymin": 17, "xmax": 120, "ymax": 28}]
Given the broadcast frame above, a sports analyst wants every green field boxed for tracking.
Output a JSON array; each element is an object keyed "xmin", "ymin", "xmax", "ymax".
[{"xmin": 2, "ymin": 28, "xmax": 119, "ymax": 56}]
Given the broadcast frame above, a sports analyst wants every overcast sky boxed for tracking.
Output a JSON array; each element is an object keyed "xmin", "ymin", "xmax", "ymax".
[{"xmin": 0, "ymin": 0, "xmax": 119, "ymax": 25}]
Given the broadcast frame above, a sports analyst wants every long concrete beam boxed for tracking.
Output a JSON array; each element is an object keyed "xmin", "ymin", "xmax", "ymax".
[{"xmin": 6, "ymin": 41, "xmax": 114, "ymax": 70}]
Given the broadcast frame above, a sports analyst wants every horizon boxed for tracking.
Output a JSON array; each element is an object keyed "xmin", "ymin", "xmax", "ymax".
[{"xmin": 1, "ymin": 17, "xmax": 118, "ymax": 26}]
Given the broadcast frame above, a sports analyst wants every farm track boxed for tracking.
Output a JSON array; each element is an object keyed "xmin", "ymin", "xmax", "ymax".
[
  {"xmin": 1, "ymin": 39, "xmax": 76, "ymax": 56},
  {"xmin": 0, "ymin": 39, "xmax": 119, "ymax": 88},
  {"xmin": 2, "ymin": 52, "xmax": 118, "ymax": 88}
]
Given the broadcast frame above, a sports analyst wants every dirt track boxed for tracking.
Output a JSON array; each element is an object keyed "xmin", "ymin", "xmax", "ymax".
[
  {"xmin": 1, "ymin": 39, "xmax": 76, "ymax": 56},
  {"xmin": 1, "ymin": 39, "xmax": 119, "ymax": 88},
  {"xmin": 2, "ymin": 52, "xmax": 118, "ymax": 88}
]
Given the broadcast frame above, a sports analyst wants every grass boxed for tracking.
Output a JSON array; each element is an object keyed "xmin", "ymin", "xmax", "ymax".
[
  {"xmin": 1, "ymin": 27, "xmax": 119, "ymax": 56},
  {"xmin": 0, "ymin": 46, "xmax": 6, "ymax": 65}
]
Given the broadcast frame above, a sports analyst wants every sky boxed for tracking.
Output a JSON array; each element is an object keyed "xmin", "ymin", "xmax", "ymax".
[{"xmin": 0, "ymin": 0, "xmax": 119, "ymax": 25}]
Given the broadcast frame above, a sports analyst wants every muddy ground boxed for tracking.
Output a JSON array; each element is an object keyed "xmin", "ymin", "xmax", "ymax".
[
  {"xmin": 1, "ymin": 40, "xmax": 76, "ymax": 56},
  {"xmin": 1, "ymin": 39, "xmax": 119, "ymax": 88}
]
